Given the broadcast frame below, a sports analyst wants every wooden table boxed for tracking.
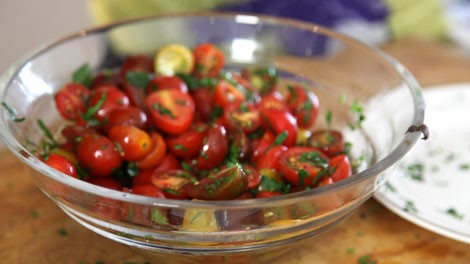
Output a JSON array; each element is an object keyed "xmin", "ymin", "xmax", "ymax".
[{"xmin": 1, "ymin": 40, "xmax": 469, "ymax": 263}]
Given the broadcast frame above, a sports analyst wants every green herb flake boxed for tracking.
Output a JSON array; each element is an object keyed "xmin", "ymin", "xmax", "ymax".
[
  {"xmin": 83, "ymin": 91, "xmax": 107, "ymax": 121},
  {"xmin": 181, "ymin": 161, "xmax": 192, "ymax": 172},
  {"xmin": 31, "ymin": 210, "xmax": 39, "ymax": 218},
  {"xmin": 406, "ymin": 163, "xmax": 424, "ymax": 181},
  {"xmin": 152, "ymin": 103, "xmax": 176, "ymax": 119},
  {"xmin": 37, "ymin": 119, "xmax": 59, "ymax": 146},
  {"xmin": 357, "ymin": 255, "xmax": 377, "ymax": 264},
  {"xmin": 58, "ymin": 228, "xmax": 69, "ymax": 237},
  {"xmin": 72, "ymin": 63, "xmax": 93, "ymax": 87},
  {"xmin": 446, "ymin": 208, "xmax": 464, "ymax": 219},
  {"xmin": 325, "ymin": 109, "xmax": 333, "ymax": 129},
  {"xmin": 298, "ymin": 169, "xmax": 310, "ymax": 186},
  {"xmin": 126, "ymin": 162, "xmax": 139, "ymax": 178},
  {"xmin": 349, "ymin": 100, "xmax": 366, "ymax": 130},
  {"xmin": 126, "ymin": 71, "xmax": 152, "ymax": 89},
  {"xmin": 339, "ymin": 94, "xmax": 347, "ymax": 104},
  {"xmin": 301, "ymin": 99, "xmax": 313, "ymax": 124},
  {"xmin": 459, "ymin": 163, "xmax": 470, "ymax": 171},
  {"xmin": 259, "ymin": 175, "xmax": 290, "ymax": 194},
  {"xmin": 210, "ymin": 106, "xmax": 224, "ymax": 121},
  {"xmin": 404, "ymin": 200, "xmax": 418, "ymax": 213},
  {"xmin": 173, "ymin": 144, "xmax": 188, "ymax": 151},
  {"xmin": 151, "ymin": 209, "xmax": 169, "ymax": 225},
  {"xmin": 273, "ymin": 131, "xmax": 288, "ymax": 146},
  {"xmin": 346, "ymin": 247, "xmax": 355, "ymax": 254},
  {"xmin": 1, "ymin": 102, "xmax": 26, "ymax": 122}
]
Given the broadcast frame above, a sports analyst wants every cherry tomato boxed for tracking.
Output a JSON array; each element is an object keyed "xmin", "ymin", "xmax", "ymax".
[
  {"xmin": 242, "ymin": 164, "xmax": 261, "ymax": 190},
  {"xmin": 193, "ymin": 43, "xmax": 225, "ymax": 77},
  {"xmin": 228, "ymin": 126, "xmax": 251, "ymax": 161},
  {"xmin": 43, "ymin": 153, "xmax": 78, "ymax": 178},
  {"xmin": 54, "ymin": 83, "xmax": 90, "ymax": 121},
  {"xmin": 223, "ymin": 102, "xmax": 261, "ymax": 133},
  {"xmin": 154, "ymin": 154, "xmax": 181, "ymax": 172},
  {"xmin": 256, "ymin": 145, "xmax": 288, "ymax": 171},
  {"xmin": 286, "ymin": 84, "xmax": 320, "ymax": 128},
  {"xmin": 195, "ymin": 124, "xmax": 229, "ymax": 170},
  {"xmin": 166, "ymin": 123, "xmax": 208, "ymax": 159},
  {"xmin": 88, "ymin": 85, "xmax": 130, "ymax": 122},
  {"xmin": 279, "ymin": 147, "xmax": 330, "ymax": 186},
  {"xmin": 213, "ymin": 80, "xmax": 245, "ymax": 108},
  {"xmin": 120, "ymin": 55, "xmax": 154, "ymax": 77},
  {"xmin": 329, "ymin": 154, "xmax": 352, "ymax": 182},
  {"xmin": 258, "ymin": 91, "xmax": 288, "ymax": 112},
  {"xmin": 77, "ymin": 134, "xmax": 122, "ymax": 177},
  {"xmin": 261, "ymin": 108, "xmax": 298, "ymax": 147},
  {"xmin": 88, "ymin": 177, "xmax": 122, "ymax": 190},
  {"xmin": 133, "ymin": 169, "xmax": 155, "ymax": 186},
  {"xmin": 136, "ymin": 132, "xmax": 167, "ymax": 170},
  {"xmin": 132, "ymin": 184, "xmax": 165, "ymax": 198},
  {"xmin": 147, "ymin": 76, "xmax": 188, "ymax": 94},
  {"xmin": 250, "ymin": 131, "xmax": 275, "ymax": 163},
  {"xmin": 91, "ymin": 70, "xmax": 121, "ymax": 89},
  {"xmin": 256, "ymin": 191, "xmax": 282, "ymax": 198},
  {"xmin": 61, "ymin": 125, "xmax": 96, "ymax": 145},
  {"xmin": 146, "ymin": 89, "xmax": 195, "ymax": 135},
  {"xmin": 186, "ymin": 166, "xmax": 248, "ymax": 200},
  {"xmin": 307, "ymin": 130, "xmax": 344, "ymax": 157},
  {"xmin": 242, "ymin": 67, "xmax": 278, "ymax": 95},
  {"xmin": 151, "ymin": 170, "xmax": 196, "ymax": 199},
  {"xmin": 123, "ymin": 79, "xmax": 148, "ymax": 110},
  {"xmin": 191, "ymin": 87, "xmax": 214, "ymax": 122},
  {"xmin": 104, "ymin": 106, "xmax": 148, "ymax": 133},
  {"xmin": 108, "ymin": 125, "xmax": 152, "ymax": 162}
]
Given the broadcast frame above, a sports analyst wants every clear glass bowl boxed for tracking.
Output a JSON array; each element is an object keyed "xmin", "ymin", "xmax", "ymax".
[{"xmin": 0, "ymin": 13, "xmax": 425, "ymax": 264}]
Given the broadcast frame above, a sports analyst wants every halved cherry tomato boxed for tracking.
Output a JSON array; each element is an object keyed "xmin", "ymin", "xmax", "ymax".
[
  {"xmin": 195, "ymin": 124, "xmax": 229, "ymax": 170},
  {"xmin": 43, "ymin": 153, "xmax": 78, "ymax": 178},
  {"xmin": 154, "ymin": 153, "xmax": 182, "ymax": 172},
  {"xmin": 145, "ymin": 89, "xmax": 195, "ymax": 135},
  {"xmin": 108, "ymin": 125, "xmax": 152, "ymax": 162},
  {"xmin": 88, "ymin": 177, "xmax": 122, "ymax": 190},
  {"xmin": 256, "ymin": 145, "xmax": 288, "ymax": 171},
  {"xmin": 242, "ymin": 164, "xmax": 261, "ymax": 190},
  {"xmin": 193, "ymin": 43, "xmax": 225, "ymax": 77},
  {"xmin": 250, "ymin": 131, "xmax": 275, "ymax": 163},
  {"xmin": 191, "ymin": 87, "xmax": 214, "ymax": 122},
  {"xmin": 120, "ymin": 55, "xmax": 154, "ymax": 77},
  {"xmin": 136, "ymin": 132, "xmax": 167, "ymax": 170},
  {"xmin": 213, "ymin": 80, "xmax": 245, "ymax": 108},
  {"xmin": 61, "ymin": 125, "xmax": 96, "ymax": 145},
  {"xmin": 147, "ymin": 76, "xmax": 188, "ymax": 94},
  {"xmin": 77, "ymin": 134, "xmax": 122, "ymax": 177},
  {"xmin": 91, "ymin": 70, "xmax": 122, "ymax": 89},
  {"xmin": 286, "ymin": 84, "xmax": 320, "ymax": 128},
  {"xmin": 242, "ymin": 67, "xmax": 278, "ymax": 95},
  {"xmin": 279, "ymin": 147, "xmax": 330, "ymax": 186},
  {"xmin": 104, "ymin": 106, "xmax": 148, "ymax": 133},
  {"xmin": 88, "ymin": 85, "xmax": 130, "ymax": 122},
  {"xmin": 228, "ymin": 127, "xmax": 251, "ymax": 161},
  {"xmin": 186, "ymin": 166, "xmax": 248, "ymax": 200},
  {"xmin": 54, "ymin": 83, "xmax": 90, "ymax": 121},
  {"xmin": 307, "ymin": 130, "xmax": 344, "ymax": 157},
  {"xmin": 261, "ymin": 108, "xmax": 298, "ymax": 147},
  {"xmin": 151, "ymin": 170, "xmax": 196, "ymax": 199},
  {"xmin": 166, "ymin": 123, "xmax": 208, "ymax": 159},
  {"xmin": 258, "ymin": 91, "xmax": 288, "ymax": 112},
  {"xmin": 133, "ymin": 169, "xmax": 155, "ymax": 186},
  {"xmin": 223, "ymin": 102, "xmax": 261, "ymax": 133},
  {"xmin": 329, "ymin": 154, "xmax": 352, "ymax": 182}
]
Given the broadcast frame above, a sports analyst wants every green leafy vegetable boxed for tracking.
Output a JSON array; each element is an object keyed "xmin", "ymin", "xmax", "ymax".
[
  {"xmin": 126, "ymin": 71, "xmax": 152, "ymax": 89},
  {"xmin": 72, "ymin": 63, "xmax": 92, "ymax": 87},
  {"xmin": 82, "ymin": 92, "xmax": 106, "ymax": 121},
  {"xmin": 446, "ymin": 208, "xmax": 464, "ymax": 219}
]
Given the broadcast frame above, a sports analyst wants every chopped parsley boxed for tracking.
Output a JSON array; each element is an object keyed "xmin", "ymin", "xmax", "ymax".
[
  {"xmin": 126, "ymin": 162, "xmax": 139, "ymax": 178},
  {"xmin": 348, "ymin": 100, "xmax": 365, "ymax": 130},
  {"xmin": 259, "ymin": 175, "xmax": 290, "ymax": 194},
  {"xmin": 298, "ymin": 169, "xmax": 310, "ymax": 186},
  {"xmin": 72, "ymin": 63, "xmax": 92, "ymax": 87},
  {"xmin": 459, "ymin": 163, "xmax": 470, "ymax": 171},
  {"xmin": 126, "ymin": 71, "xmax": 152, "ymax": 89},
  {"xmin": 404, "ymin": 200, "xmax": 418, "ymax": 213},
  {"xmin": 446, "ymin": 208, "xmax": 464, "ymax": 219},
  {"xmin": 152, "ymin": 103, "xmax": 176, "ymax": 119},
  {"xmin": 173, "ymin": 144, "xmax": 188, "ymax": 151},
  {"xmin": 1, "ymin": 102, "xmax": 25, "ymax": 122},
  {"xmin": 301, "ymin": 98, "xmax": 313, "ymax": 124},
  {"xmin": 83, "ymin": 91, "xmax": 106, "ymax": 121},
  {"xmin": 273, "ymin": 131, "xmax": 288, "ymax": 146},
  {"xmin": 406, "ymin": 163, "xmax": 424, "ymax": 181},
  {"xmin": 151, "ymin": 209, "xmax": 169, "ymax": 225},
  {"xmin": 298, "ymin": 151, "xmax": 329, "ymax": 168},
  {"xmin": 325, "ymin": 109, "xmax": 332, "ymax": 129},
  {"xmin": 58, "ymin": 228, "xmax": 69, "ymax": 237}
]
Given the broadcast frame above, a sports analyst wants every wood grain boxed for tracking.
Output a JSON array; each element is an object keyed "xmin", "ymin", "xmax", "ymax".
[{"xmin": 1, "ymin": 39, "xmax": 469, "ymax": 264}]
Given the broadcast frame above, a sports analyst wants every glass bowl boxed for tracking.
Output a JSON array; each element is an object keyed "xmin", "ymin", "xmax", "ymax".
[{"xmin": 0, "ymin": 13, "xmax": 425, "ymax": 264}]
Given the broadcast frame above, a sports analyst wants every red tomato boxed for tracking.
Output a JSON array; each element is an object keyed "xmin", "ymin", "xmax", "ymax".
[
  {"xmin": 61, "ymin": 125, "xmax": 96, "ymax": 144},
  {"xmin": 242, "ymin": 164, "xmax": 261, "ymax": 190},
  {"xmin": 191, "ymin": 87, "xmax": 214, "ymax": 123},
  {"xmin": 166, "ymin": 123, "xmax": 208, "ymax": 158},
  {"xmin": 91, "ymin": 71, "xmax": 121, "ymax": 89},
  {"xmin": 108, "ymin": 125, "xmax": 152, "ymax": 162},
  {"xmin": 77, "ymin": 134, "xmax": 122, "ymax": 177},
  {"xmin": 88, "ymin": 177, "xmax": 122, "ymax": 190},
  {"xmin": 256, "ymin": 191, "xmax": 282, "ymax": 198},
  {"xmin": 43, "ymin": 153, "xmax": 78, "ymax": 178},
  {"xmin": 317, "ymin": 177, "xmax": 334, "ymax": 187},
  {"xmin": 261, "ymin": 109, "xmax": 298, "ymax": 147},
  {"xmin": 133, "ymin": 169, "xmax": 155, "ymax": 186},
  {"xmin": 308, "ymin": 130, "xmax": 344, "ymax": 157},
  {"xmin": 120, "ymin": 55, "xmax": 154, "ymax": 77},
  {"xmin": 213, "ymin": 80, "xmax": 245, "ymax": 108},
  {"xmin": 250, "ymin": 131, "xmax": 275, "ymax": 163},
  {"xmin": 193, "ymin": 43, "xmax": 225, "ymax": 77},
  {"xmin": 258, "ymin": 91, "xmax": 288, "ymax": 112},
  {"xmin": 147, "ymin": 76, "xmax": 188, "ymax": 94},
  {"xmin": 151, "ymin": 170, "xmax": 196, "ymax": 199},
  {"xmin": 195, "ymin": 124, "xmax": 229, "ymax": 170},
  {"xmin": 104, "ymin": 106, "xmax": 148, "ymax": 133},
  {"xmin": 146, "ymin": 89, "xmax": 195, "ymax": 135},
  {"xmin": 154, "ymin": 154, "xmax": 181, "ymax": 172},
  {"xmin": 136, "ymin": 132, "xmax": 167, "ymax": 170},
  {"xmin": 123, "ymin": 80, "xmax": 147, "ymax": 110},
  {"xmin": 279, "ymin": 147, "xmax": 330, "ymax": 186},
  {"xmin": 88, "ymin": 85, "xmax": 130, "ymax": 122},
  {"xmin": 329, "ymin": 154, "xmax": 352, "ymax": 182},
  {"xmin": 54, "ymin": 83, "xmax": 90, "ymax": 121},
  {"xmin": 186, "ymin": 166, "xmax": 247, "ymax": 200},
  {"xmin": 223, "ymin": 102, "xmax": 261, "ymax": 133},
  {"xmin": 242, "ymin": 67, "xmax": 278, "ymax": 95},
  {"xmin": 256, "ymin": 145, "xmax": 288, "ymax": 171},
  {"xmin": 286, "ymin": 84, "xmax": 320, "ymax": 128},
  {"xmin": 228, "ymin": 126, "xmax": 251, "ymax": 161},
  {"xmin": 132, "ymin": 184, "xmax": 166, "ymax": 198}
]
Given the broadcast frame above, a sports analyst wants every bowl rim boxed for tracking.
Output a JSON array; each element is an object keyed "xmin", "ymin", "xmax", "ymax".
[{"xmin": 0, "ymin": 11, "xmax": 425, "ymax": 209}]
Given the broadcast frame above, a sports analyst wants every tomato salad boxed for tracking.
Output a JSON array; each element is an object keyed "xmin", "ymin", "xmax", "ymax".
[{"xmin": 42, "ymin": 43, "xmax": 352, "ymax": 201}]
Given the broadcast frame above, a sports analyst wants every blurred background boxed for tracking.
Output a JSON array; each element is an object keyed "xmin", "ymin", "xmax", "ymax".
[{"xmin": 0, "ymin": 0, "xmax": 469, "ymax": 74}]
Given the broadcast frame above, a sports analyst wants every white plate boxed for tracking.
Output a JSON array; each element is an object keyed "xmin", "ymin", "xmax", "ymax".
[{"xmin": 375, "ymin": 83, "xmax": 470, "ymax": 244}]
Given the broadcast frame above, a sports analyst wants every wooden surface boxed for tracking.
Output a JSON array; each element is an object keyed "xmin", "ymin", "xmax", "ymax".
[{"xmin": 1, "ymin": 40, "xmax": 469, "ymax": 264}]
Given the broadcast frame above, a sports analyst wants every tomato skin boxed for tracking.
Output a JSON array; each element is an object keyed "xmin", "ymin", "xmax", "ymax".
[
  {"xmin": 213, "ymin": 80, "xmax": 245, "ymax": 108},
  {"xmin": 193, "ymin": 43, "xmax": 225, "ymax": 77},
  {"xmin": 147, "ymin": 76, "xmax": 188, "ymax": 94},
  {"xmin": 242, "ymin": 164, "xmax": 261, "ymax": 190},
  {"xmin": 77, "ymin": 134, "xmax": 122, "ymax": 177},
  {"xmin": 54, "ymin": 83, "xmax": 90, "ymax": 121},
  {"xmin": 261, "ymin": 108, "xmax": 298, "ymax": 147},
  {"xmin": 256, "ymin": 191, "xmax": 282, "ymax": 198},
  {"xmin": 228, "ymin": 126, "xmax": 251, "ymax": 161},
  {"xmin": 136, "ymin": 132, "xmax": 167, "ymax": 170},
  {"xmin": 43, "ymin": 153, "xmax": 78, "ymax": 178},
  {"xmin": 250, "ymin": 131, "xmax": 275, "ymax": 163},
  {"xmin": 286, "ymin": 85, "xmax": 320, "ymax": 128},
  {"xmin": 223, "ymin": 102, "xmax": 261, "ymax": 133},
  {"xmin": 256, "ymin": 145, "xmax": 288, "ymax": 171},
  {"xmin": 154, "ymin": 154, "xmax": 181, "ymax": 172},
  {"xmin": 186, "ymin": 166, "xmax": 248, "ymax": 200},
  {"xmin": 329, "ymin": 154, "xmax": 352, "ymax": 182},
  {"xmin": 89, "ymin": 85, "xmax": 130, "ymax": 122},
  {"xmin": 120, "ymin": 55, "xmax": 154, "ymax": 77},
  {"xmin": 88, "ymin": 177, "xmax": 122, "ymax": 190},
  {"xmin": 195, "ymin": 124, "xmax": 229, "ymax": 170},
  {"xmin": 191, "ymin": 87, "xmax": 214, "ymax": 122},
  {"xmin": 258, "ymin": 91, "xmax": 288, "ymax": 112},
  {"xmin": 151, "ymin": 170, "xmax": 196, "ymax": 199},
  {"xmin": 146, "ymin": 89, "xmax": 195, "ymax": 135},
  {"xmin": 108, "ymin": 125, "xmax": 152, "ymax": 162},
  {"xmin": 104, "ymin": 106, "xmax": 148, "ymax": 133},
  {"xmin": 242, "ymin": 67, "xmax": 278, "ymax": 95},
  {"xmin": 91, "ymin": 71, "xmax": 122, "ymax": 89},
  {"xmin": 307, "ymin": 130, "xmax": 344, "ymax": 157},
  {"xmin": 278, "ymin": 147, "xmax": 329, "ymax": 186},
  {"xmin": 166, "ymin": 123, "xmax": 208, "ymax": 159},
  {"xmin": 61, "ymin": 125, "xmax": 96, "ymax": 145},
  {"xmin": 132, "ymin": 184, "xmax": 166, "ymax": 198}
]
